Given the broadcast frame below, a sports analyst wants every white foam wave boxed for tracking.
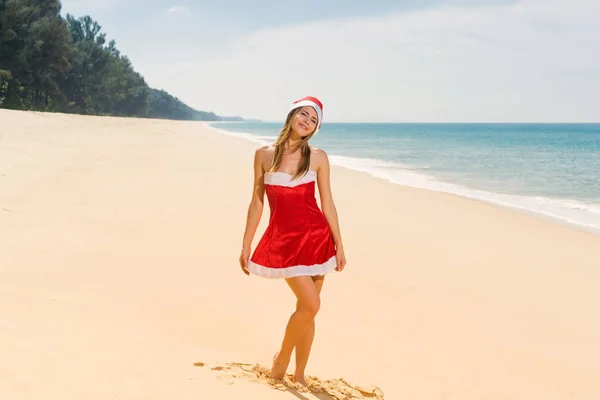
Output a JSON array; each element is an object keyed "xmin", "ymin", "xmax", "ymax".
[
  {"xmin": 208, "ymin": 126, "xmax": 277, "ymax": 146},
  {"xmin": 330, "ymin": 155, "xmax": 412, "ymax": 170},
  {"xmin": 329, "ymin": 155, "xmax": 600, "ymax": 234}
]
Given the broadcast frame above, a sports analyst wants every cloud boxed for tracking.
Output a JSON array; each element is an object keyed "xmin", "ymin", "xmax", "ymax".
[
  {"xmin": 144, "ymin": 0, "xmax": 600, "ymax": 122},
  {"xmin": 60, "ymin": 0, "xmax": 121, "ymax": 14},
  {"xmin": 167, "ymin": 5, "xmax": 190, "ymax": 15}
]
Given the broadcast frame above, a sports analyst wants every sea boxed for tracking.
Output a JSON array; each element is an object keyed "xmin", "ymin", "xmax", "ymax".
[{"xmin": 209, "ymin": 121, "xmax": 600, "ymax": 235}]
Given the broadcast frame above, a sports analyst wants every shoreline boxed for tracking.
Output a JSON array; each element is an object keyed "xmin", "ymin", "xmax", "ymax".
[{"xmin": 204, "ymin": 122, "xmax": 600, "ymax": 237}]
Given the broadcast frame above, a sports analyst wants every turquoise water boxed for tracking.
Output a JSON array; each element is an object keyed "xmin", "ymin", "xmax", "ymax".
[{"xmin": 209, "ymin": 122, "xmax": 600, "ymax": 234}]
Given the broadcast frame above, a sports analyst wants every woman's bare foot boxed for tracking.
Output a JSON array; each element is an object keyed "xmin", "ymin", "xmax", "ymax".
[
  {"xmin": 270, "ymin": 352, "xmax": 290, "ymax": 380},
  {"xmin": 293, "ymin": 374, "xmax": 307, "ymax": 386}
]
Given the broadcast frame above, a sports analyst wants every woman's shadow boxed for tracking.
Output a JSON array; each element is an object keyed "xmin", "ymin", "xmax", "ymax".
[{"xmin": 279, "ymin": 385, "xmax": 333, "ymax": 400}]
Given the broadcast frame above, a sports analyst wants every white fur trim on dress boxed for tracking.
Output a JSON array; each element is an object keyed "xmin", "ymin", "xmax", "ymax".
[
  {"xmin": 247, "ymin": 255, "xmax": 337, "ymax": 279},
  {"xmin": 264, "ymin": 170, "xmax": 316, "ymax": 187}
]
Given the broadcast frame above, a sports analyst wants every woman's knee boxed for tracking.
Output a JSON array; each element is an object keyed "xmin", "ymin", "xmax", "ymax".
[
  {"xmin": 288, "ymin": 276, "xmax": 323, "ymax": 316},
  {"xmin": 298, "ymin": 296, "xmax": 320, "ymax": 316}
]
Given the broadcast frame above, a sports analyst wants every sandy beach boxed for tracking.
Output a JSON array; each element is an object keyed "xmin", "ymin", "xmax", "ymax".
[{"xmin": 1, "ymin": 109, "xmax": 600, "ymax": 399}]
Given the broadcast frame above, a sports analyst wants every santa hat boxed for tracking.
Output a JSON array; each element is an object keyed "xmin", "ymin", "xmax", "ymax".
[{"xmin": 287, "ymin": 96, "xmax": 324, "ymax": 134}]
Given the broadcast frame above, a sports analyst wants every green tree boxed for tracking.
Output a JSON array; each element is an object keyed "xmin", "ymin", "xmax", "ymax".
[
  {"xmin": 0, "ymin": 0, "xmax": 31, "ymax": 108},
  {"xmin": 27, "ymin": 0, "xmax": 72, "ymax": 109},
  {"xmin": 0, "ymin": 1, "xmax": 240, "ymax": 121}
]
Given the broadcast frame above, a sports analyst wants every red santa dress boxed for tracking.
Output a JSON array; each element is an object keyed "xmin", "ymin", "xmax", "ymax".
[{"xmin": 247, "ymin": 170, "xmax": 337, "ymax": 279}]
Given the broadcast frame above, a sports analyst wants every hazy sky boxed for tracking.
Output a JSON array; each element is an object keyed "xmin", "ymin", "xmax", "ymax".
[{"xmin": 60, "ymin": 0, "xmax": 600, "ymax": 122}]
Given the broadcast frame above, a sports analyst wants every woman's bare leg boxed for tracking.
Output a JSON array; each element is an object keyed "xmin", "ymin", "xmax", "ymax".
[
  {"xmin": 271, "ymin": 275, "xmax": 322, "ymax": 380},
  {"xmin": 293, "ymin": 275, "xmax": 324, "ymax": 385}
]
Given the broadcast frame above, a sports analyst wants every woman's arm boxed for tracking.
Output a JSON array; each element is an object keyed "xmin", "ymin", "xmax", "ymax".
[
  {"xmin": 239, "ymin": 147, "xmax": 267, "ymax": 273},
  {"xmin": 315, "ymin": 149, "xmax": 346, "ymax": 270}
]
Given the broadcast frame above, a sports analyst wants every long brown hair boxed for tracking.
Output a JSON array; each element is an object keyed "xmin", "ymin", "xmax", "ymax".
[{"xmin": 268, "ymin": 108, "xmax": 317, "ymax": 180}]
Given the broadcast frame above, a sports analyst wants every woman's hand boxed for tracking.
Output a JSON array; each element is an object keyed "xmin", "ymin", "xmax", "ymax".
[
  {"xmin": 239, "ymin": 247, "xmax": 250, "ymax": 275},
  {"xmin": 335, "ymin": 247, "xmax": 346, "ymax": 272}
]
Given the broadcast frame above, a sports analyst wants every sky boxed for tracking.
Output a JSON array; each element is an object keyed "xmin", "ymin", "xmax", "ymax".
[{"xmin": 59, "ymin": 0, "xmax": 600, "ymax": 123}]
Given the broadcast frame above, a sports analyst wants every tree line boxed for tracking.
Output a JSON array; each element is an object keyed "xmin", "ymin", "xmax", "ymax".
[{"xmin": 0, "ymin": 0, "xmax": 236, "ymax": 121}]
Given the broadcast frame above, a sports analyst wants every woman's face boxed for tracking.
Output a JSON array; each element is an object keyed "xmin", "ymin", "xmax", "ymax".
[{"xmin": 292, "ymin": 106, "xmax": 319, "ymax": 137}]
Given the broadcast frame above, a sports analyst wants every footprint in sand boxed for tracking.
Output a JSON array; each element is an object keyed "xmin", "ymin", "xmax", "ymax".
[{"xmin": 193, "ymin": 361, "xmax": 385, "ymax": 400}]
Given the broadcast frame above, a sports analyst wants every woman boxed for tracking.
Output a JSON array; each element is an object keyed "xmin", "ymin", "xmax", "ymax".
[{"xmin": 239, "ymin": 96, "xmax": 346, "ymax": 385}]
